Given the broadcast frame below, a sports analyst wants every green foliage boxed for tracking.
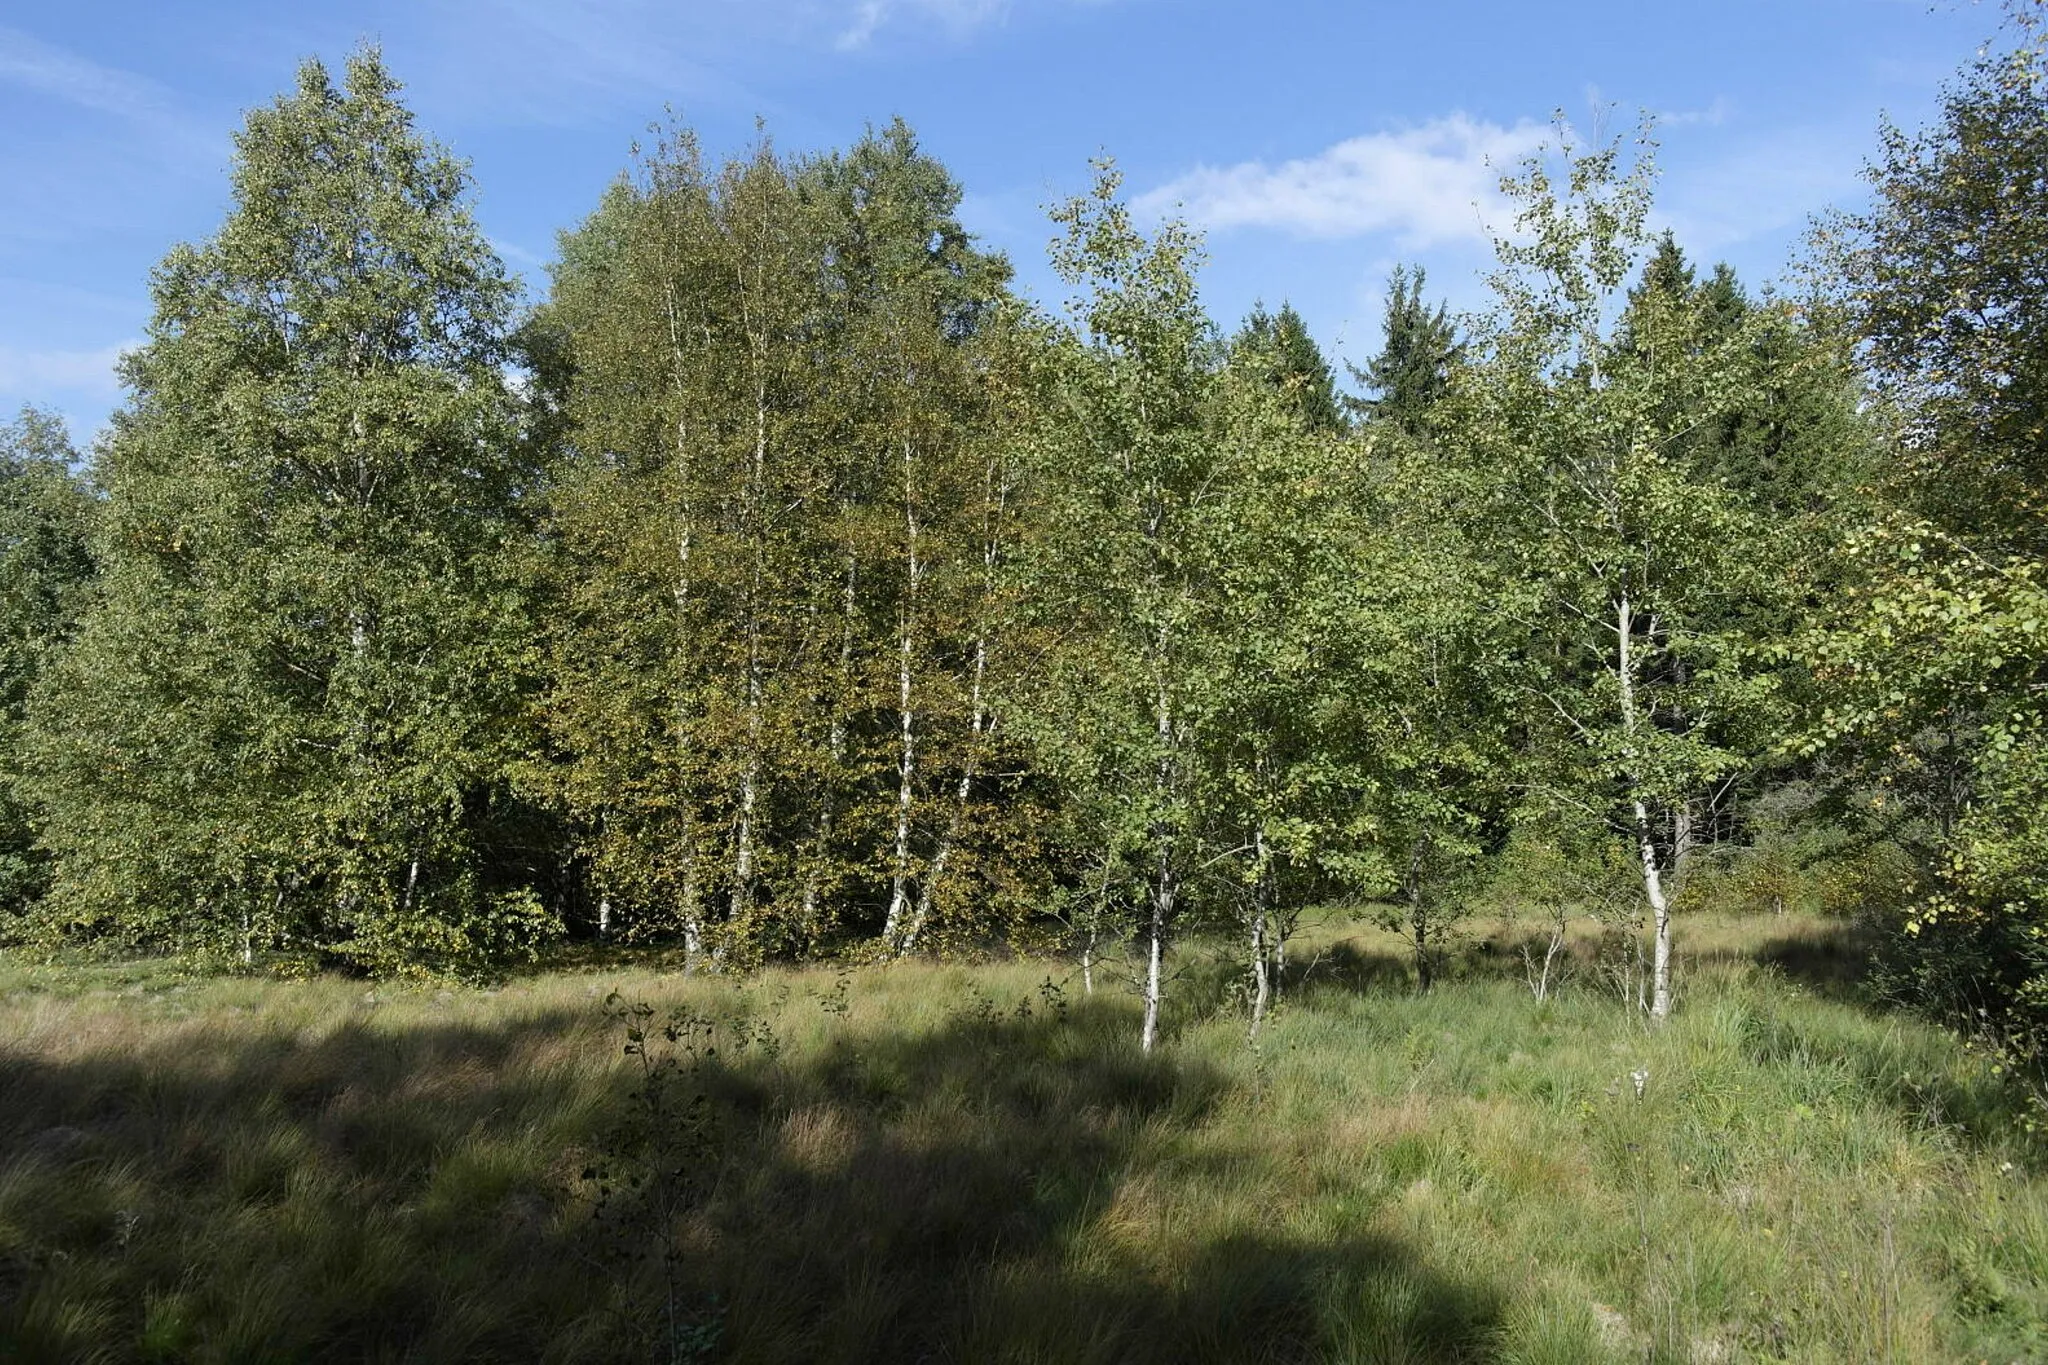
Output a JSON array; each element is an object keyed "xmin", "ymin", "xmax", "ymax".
[
  {"xmin": 0, "ymin": 408, "xmax": 94, "ymax": 919},
  {"xmin": 1423, "ymin": 123, "xmax": 1816, "ymax": 1016},
  {"xmin": 1230, "ymin": 301, "xmax": 1344, "ymax": 433},
  {"xmin": 1025, "ymin": 162, "xmax": 1219, "ymax": 1043},
  {"xmin": 1840, "ymin": 3, "xmax": 2048, "ymax": 557},
  {"xmin": 1811, "ymin": 2, "xmax": 2048, "ymax": 1056},
  {"xmin": 20, "ymin": 50, "xmax": 550, "ymax": 971},
  {"xmin": 539, "ymin": 121, "xmax": 1034, "ymax": 963},
  {"xmin": 1352, "ymin": 264, "xmax": 1462, "ymax": 434}
]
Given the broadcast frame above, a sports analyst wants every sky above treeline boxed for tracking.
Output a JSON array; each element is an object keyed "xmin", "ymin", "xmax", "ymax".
[{"xmin": 0, "ymin": 0, "xmax": 2009, "ymax": 442}]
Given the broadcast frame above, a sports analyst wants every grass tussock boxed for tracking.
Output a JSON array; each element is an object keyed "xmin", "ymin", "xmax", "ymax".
[{"xmin": 1, "ymin": 912, "xmax": 2045, "ymax": 1362}]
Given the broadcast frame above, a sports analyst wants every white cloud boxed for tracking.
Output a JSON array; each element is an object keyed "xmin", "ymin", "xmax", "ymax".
[
  {"xmin": 1135, "ymin": 115, "xmax": 1553, "ymax": 248},
  {"xmin": 1658, "ymin": 97, "xmax": 1733, "ymax": 129}
]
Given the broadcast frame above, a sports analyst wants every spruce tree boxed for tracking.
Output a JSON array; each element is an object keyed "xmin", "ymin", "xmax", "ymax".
[
  {"xmin": 25, "ymin": 51, "xmax": 548, "ymax": 971},
  {"xmin": 1354, "ymin": 265, "xmax": 1461, "ymax": 434},
  {"xmin": 1231, "ymin": 302, "xmax": 1344, "ymax": 432}
]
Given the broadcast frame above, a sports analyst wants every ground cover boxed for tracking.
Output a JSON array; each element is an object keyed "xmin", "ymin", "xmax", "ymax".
[{"xmin": 1, "ymin": 913, "xmax": 2043, "ymax": 1362}]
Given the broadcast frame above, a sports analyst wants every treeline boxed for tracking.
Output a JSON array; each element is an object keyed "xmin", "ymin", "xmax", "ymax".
[{"xmin": 4, "ymin": 21, "xmax": 2047, "ymax": 1059}]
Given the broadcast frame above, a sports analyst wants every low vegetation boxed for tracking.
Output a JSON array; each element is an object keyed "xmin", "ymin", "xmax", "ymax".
[{"xmin": 4, "ymin": 913, "xmax": 2043, "ymax": 1363}]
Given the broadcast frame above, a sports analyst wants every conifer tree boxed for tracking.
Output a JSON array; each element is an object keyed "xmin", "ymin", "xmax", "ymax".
[
  {"xmin": 1231, "ymin": 302, "xmax": 1344, "ymax": 432},
  {"xmin": 1354, "ymin": 265, "xmax": 1462, "ymax": 434}
]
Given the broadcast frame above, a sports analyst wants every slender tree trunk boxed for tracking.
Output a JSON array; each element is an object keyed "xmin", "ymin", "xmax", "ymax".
[
  {"xmin": 1080, "ymin": 852, "xmax": 1113, "ymax": 997},
  {"xmin": 1273, "ymin": 929, "xmax": 1286, "ymax": 1004},
  {"xmin": 902, "ymin": 631, "xmax": 992, "ymax": 956},
  {"xmin": 1637, "ymin": 797, "xmax": 1674, "ymax": 1020},
  {"xmin": 664, "ymin": 294, "xmax": 706, "ymax": 959},
  {"xmin": 1672, "ymin": 801, "xmax": 1698, "ymax": 900},
  {"xmin": 883, "ymin": 434, "xmax": 923, "ymax": 953},
  {"xmin": 1142, "ymin": 663, "xmax": 1175, "ymax": 1054},
  {"xmin": 1407, "ymin": 837, "xmax": 1433, "ymax": 993},
  {"xmin": 1617, "ymin": 587, "xmax": 1674, "ymax": 1020},
  {"xmin": 1249, "ymin": 907, "xmax": 1271, "ymax": 1039},
  {"xmin": 901, "ymin": 449, "xmax": 1007, "ymax": 957},
  {"xmin": 1248, "ymin": 828, "xmax": 1273, "ymax": 1038},
  {"xmin": 730, "ymin": 346, "xmax": 770, "ymax": 934},
  {"xmin": 1142, "ymin": 883, "xmax": 1167, "ymax": 1053}
]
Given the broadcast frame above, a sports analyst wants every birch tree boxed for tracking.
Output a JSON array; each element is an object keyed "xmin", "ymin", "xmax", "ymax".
[
  {"xmin": 1024, "ymin": 164, "xmax": 1217, "ymax": 1050},
  {"xmin": 542, "ymin": 122, "xmax": 1024, "ymax": 962},
  {"xmin": 1442, "ymin": 127, "xmax": 1783, "ymax": 1020},
  {"xmin": 24, "ymin": 51, "xmax": 549, "ymax": 971},
  {"xmin": 0, "ymin": 409, "xmax": 94, "ymax": 923}
]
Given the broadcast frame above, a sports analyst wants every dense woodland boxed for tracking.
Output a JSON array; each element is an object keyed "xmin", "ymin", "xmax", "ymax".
[{"xmin": 6, "ymin": 7, "xmax": 2048, "ymax": 1078}]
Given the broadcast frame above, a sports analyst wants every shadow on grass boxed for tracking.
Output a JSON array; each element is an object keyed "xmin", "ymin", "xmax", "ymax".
[
  {"xmin": 1284, "ymin": 938, "xmax": 1413, "ymax": 999},
  {"xmin": 0, "ymin": 987, "xmax": 1500, "ymax": 1364},
  {"xmin": 1727, "ymin": 921, "xmax": 1876, "ymax": 1002}
]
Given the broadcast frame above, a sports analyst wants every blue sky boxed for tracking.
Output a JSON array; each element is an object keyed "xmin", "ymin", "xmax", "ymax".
[{"xmin": 0, "ymin": 0, "xmax": 2008, "ymax": 442}]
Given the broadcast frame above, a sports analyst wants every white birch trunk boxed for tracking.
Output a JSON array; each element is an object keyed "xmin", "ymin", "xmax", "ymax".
[
  {"xmin": 1616, "ymin": 587, "xmax": 1674, "ymax": 1020},
  {"xmin": 901, "ymin": 450, "xmax": 1007, "ymax": 957},
  {"xmin": 1249, "ymin": 906, "xmax": 1271, "ymax": 1039},
  {"xmin": 1141, "ymin": 892, "xmax": 1166, "ymax": 1053},
  {"xmin": 730, "ymin": 335, "xmax": 770, "ymax": 932},
  {"xmin": 665, "ymin": 290, "xmax": 706, "ymax": 958},
  {"xmin": 1637, "ymin": 796, "xmax": 1674, "ymax": 1020},
  {"xmin": 883, "ymin": 438, "xmax": 922, "ymax": 953},
  {"xmin": 1142, "ymin": 665, "xmax": 1175, "ymax": 1054}
]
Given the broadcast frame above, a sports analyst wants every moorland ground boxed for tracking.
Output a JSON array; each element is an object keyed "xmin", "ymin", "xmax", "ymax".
[{"xmin": 2, "ymin": 912, "xmax": 2045, "ymax": 1363}]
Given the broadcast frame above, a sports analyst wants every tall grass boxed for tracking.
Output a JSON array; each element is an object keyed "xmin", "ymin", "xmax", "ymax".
[{"xmin": 2, "ymin": 914, "xmax": 2043, "ymax": 1362}]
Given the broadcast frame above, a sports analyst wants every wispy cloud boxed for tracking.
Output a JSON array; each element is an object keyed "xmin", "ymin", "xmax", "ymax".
[
  {"xmin": 0, "ymin": 24, "xmax": 217, "ymax": 166},
  {"xmin": 1135, "ymin": 116, "xmax": 1553, "ymax": 247},
  {"xmin": 1658, "ymin": 96, "xmax": 1733, "ymax": 128},
  {"xmin": 0, "ymin": 340, "xmax": 134, "ymax": 399},
  {"xmin": 1658, "ymin": 124, "xmax": 1869, "ymax": 257},
  {"xmin": 0, "ymin": 25, "xmax": 172, "ymax": 122},
  {"xmin": 835, "ymin": 0, "xmax": 1009, "ymax": 50}
]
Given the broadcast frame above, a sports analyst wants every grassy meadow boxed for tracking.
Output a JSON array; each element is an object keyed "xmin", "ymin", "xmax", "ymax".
[{"xmin": 2, "ymin": 912, "xmax": 2046, "ymax": 1363}]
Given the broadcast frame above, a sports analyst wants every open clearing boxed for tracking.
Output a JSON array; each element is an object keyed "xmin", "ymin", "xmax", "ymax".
[{"xmin": 3, "ymin": 914, "xmax": 2045, "ymax": 1363}]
